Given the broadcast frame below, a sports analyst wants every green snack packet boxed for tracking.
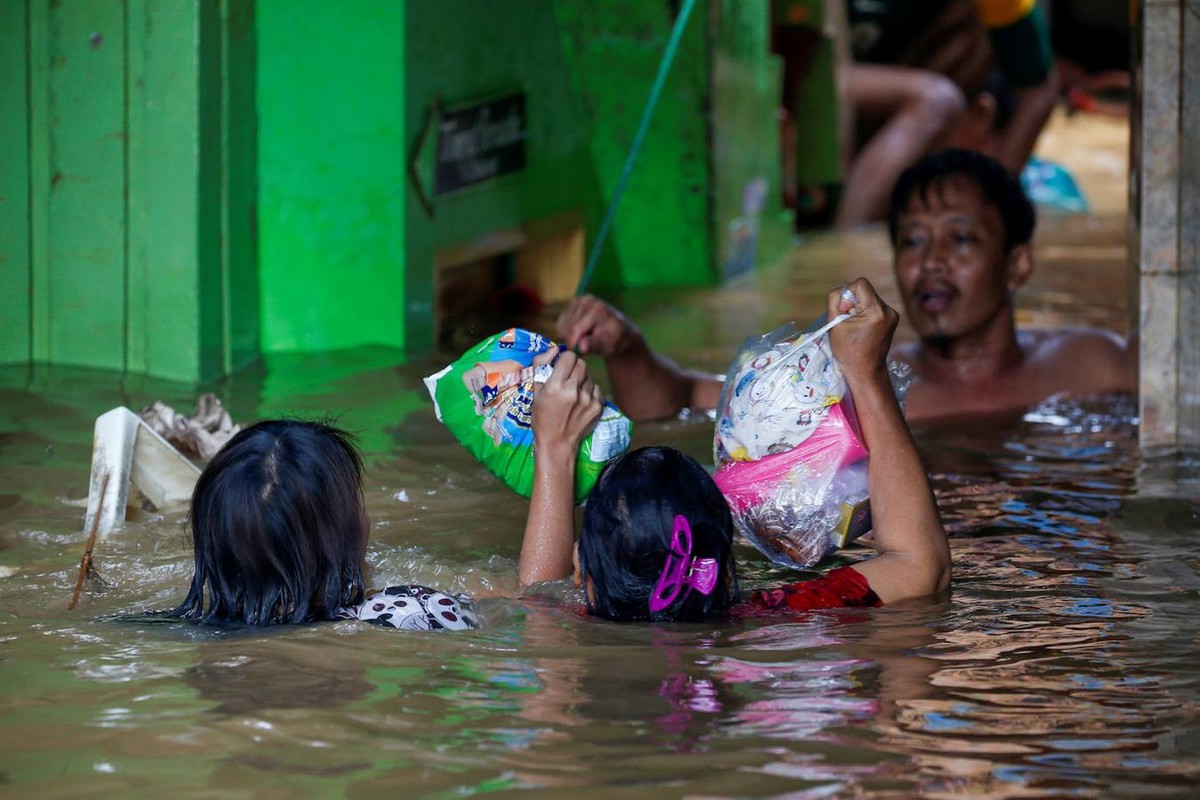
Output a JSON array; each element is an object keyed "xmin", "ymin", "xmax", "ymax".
[{"xmin": 424, "ymin": 328, "xmax": 633, "ymax": 503}]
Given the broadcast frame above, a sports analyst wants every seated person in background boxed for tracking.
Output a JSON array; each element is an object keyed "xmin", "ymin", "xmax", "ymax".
[
  {"xmin": 1050, "ymin": 0, "xmax": 1131, "ymax": 119},
  {"xmin": 522, "ymin": 280, "xmax": 950, "ymax": 619},
  {"xmin": 555, "ymin": 149, "xmax": 1136, "ymax": 424},
  {"xmin": 835, "ymin": 0, "xmax": 1059, "ymax": 227}
]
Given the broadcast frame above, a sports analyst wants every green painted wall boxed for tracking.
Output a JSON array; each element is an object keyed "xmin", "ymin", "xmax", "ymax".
[
  {"xmin": 256, "ymin": 0, "xmax": 407, "ymax": 354},
  {"xmin": 401, "ymin": 0, "xmax": 597, "ymax": 350},
  {"xmin": 260, "ymin": 0, "xmax": 787, "ymax": 353},
  {"xmin": 1, "ymin": 0, "xmax": 256, "ymax": 383},
  {"xmin": 0, "ymin": 1, "xmax": 31, "ymax": 365},
  {"xmin": 791, "ymin": 14, "xmax": 842, "ymax": 189},
  {"xmin": 550, "ymin": 1, "xmax": 712, "ymax": 293},
  {"xmin": 30, "ymin": 0, "xmax": 128, "ymax": 371},
  {"xmin": 4, "ymin": 0, "xmax": 798, "ymax": 380},
  {"xmin": 221, "ymin": 1, "xmax": 261, "ymax": 374},
  {"xmin": 712, "ymin": 0, "xmax": 788, "ymax": 278}
]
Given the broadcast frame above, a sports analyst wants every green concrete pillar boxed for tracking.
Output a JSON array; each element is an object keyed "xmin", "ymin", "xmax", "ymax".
[
  {"xmin": 1, "ymin": 0, "xmax": 257, "ymax": 383},
  {"xmin": 0, "ymin": 1, "xmax": 32, "ymax": 365},
  {"xmin": 256, "ymin": 0, "xmax": 407, "ymax": 356}
]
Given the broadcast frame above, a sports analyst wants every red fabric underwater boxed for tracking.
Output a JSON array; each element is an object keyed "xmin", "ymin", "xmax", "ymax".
[{"xmin": 746, "ymin": 566, "xmax": 882, "ymax": 612}]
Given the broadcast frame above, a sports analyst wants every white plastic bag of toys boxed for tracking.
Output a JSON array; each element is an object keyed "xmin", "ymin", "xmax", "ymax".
[{"xmin": 712, "ymin": 314, "xmax": 872, "ymax": 568}]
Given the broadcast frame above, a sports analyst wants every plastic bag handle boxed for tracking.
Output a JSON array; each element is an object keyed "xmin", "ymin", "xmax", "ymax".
[{"xmin": 769, "ymin": 312, "xmax": 853, "ymax": 367}]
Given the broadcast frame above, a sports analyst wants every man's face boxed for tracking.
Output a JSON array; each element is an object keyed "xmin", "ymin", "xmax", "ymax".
[{"xmin": 892, "ymin": 175, "xmax": 1021, "ymax": 344}]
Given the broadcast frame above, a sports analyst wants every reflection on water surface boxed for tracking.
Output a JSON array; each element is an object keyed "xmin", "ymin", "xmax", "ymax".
[{"xmin": 1, "ymin": 214, "xmax": 1198, "ymax": 798}]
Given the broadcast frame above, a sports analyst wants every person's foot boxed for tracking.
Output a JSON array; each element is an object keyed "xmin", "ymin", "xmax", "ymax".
[{"xmin": 945, "ymin": 92, "xmax": 996, "ymax": 152}]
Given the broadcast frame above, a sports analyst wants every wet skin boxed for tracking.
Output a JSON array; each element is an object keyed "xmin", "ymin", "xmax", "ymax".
[
  {"xmin": 892, "ymin": 176, "xmax": 1025, "ymax": 350},
  {"xmin": 556, "ymin": 175, "xmax": 1134, "ymax": 423},
  {"xmin": 889, "ymin": 176, "xmax": 1134, "ymax": 422}
]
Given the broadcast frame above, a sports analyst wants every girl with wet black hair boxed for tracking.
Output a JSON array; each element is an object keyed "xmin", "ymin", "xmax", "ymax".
[
  {"xmin": 577, "ymin": 446, "xmax": 740, "ymax": 622},
  {"xmin": 172, "ymin": 419, "xmax": 477, "ymax": 631},
  {"xmin": 521, "ymin": 279, "xmax": 951, "ymax": 622}
]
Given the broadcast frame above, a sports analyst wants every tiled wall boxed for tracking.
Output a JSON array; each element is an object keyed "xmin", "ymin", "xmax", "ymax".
[{"xmin": 1135, "ymin": 0, "xmax": 1200, "ymax": 453}]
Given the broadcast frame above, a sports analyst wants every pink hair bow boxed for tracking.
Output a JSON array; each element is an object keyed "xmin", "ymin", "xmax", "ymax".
[{"xmin": 649, "ymin": 515, "xmax": 720, "ymax": 613}]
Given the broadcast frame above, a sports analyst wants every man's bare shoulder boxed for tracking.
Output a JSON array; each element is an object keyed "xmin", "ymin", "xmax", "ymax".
[
  {"xmin": 1023, "ymin": 325, "xmax": 1126, "ymax": 360},
  {"xmin": 893, "ymin": 326, "xmax": 1136, "ymax": 422},
  {"xmin": 1022, "ymin": 326, "xmax": 1136, "ymax": 393}
]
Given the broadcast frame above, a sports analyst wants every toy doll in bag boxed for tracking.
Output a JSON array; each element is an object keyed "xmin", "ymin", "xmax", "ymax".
[
  {"xmin": 425, "ymin": 328, "xmax": 632, "ymax": 503},
  {"xmin": 712, "ymin": 310, "xmax": 872, "ymax": 568}
]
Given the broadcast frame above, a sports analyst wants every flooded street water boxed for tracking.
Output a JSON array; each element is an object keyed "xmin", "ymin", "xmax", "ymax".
[{"xmin": 4, "ymin": 112, "xmax": 1200, "ymax": 797}]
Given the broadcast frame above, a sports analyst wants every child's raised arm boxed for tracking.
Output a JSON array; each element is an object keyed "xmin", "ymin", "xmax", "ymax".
[
  {"xmin": 829, "ymin": 278, "xmax": 951, "ymax": 602},
  {"xmin": 519, "ymin": 351, "xmax": 604, "ymax": 587}
]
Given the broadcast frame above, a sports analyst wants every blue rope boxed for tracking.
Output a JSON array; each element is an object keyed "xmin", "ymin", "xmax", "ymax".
[{"xmin": 575, "ymin": 0, "xmax": 698, "ymax": 296}]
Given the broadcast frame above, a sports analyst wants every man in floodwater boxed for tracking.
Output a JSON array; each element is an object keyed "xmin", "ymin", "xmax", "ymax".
[{"xmin": 555, "ymin": 148, "xmax": 1137, "ymax": 423}]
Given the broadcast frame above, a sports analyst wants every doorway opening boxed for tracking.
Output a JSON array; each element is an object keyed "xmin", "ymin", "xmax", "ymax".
[{"xmin": 434, "ymin": 214, "xmax": 585, "ymax": 349}]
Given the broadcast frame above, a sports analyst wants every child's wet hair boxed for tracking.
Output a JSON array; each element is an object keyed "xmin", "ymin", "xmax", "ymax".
[
  {"xmin": 578, "ymin": 446, "xmax": 739, "ymax": 622},
  {"xmin": 888, "ymin": 147, "xmax": 1037, "ymax": 251},
  {"xmin": 172, "ymin": 419, "xmax": 368, "ymax": 626}
]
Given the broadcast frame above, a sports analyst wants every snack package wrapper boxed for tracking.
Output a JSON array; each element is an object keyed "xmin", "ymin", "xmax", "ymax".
[
  {"xmin": 712, "ymin": 316, "xmax": 872, "ymax": 568},
  {"xmin": 424, "ymin": 328, "xmax": 633, "ymax": 504}
]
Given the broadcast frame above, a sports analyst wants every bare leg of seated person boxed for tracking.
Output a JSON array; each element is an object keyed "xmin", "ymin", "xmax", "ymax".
[{"xmin": 836, "ymin": 64, "xmax": 965, "ymax": 229}]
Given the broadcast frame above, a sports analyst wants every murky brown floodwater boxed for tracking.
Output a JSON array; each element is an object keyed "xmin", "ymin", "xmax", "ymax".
[{"xmin": 3, "ymin": 118, "xmax": 1199, "ymax": 798}]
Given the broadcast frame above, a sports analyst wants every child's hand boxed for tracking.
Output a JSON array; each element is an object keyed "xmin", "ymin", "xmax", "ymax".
[
  {"xmin": 522, "ymin": 355, "xmax": 597, "ymax": 587},
  {"xmin": 531, "ymin": 351, "xmax": 604, "ymax": 458},
  {"xmin": 827, "ymin": 278, "xmax": 899, "ymax": 384},
  {"xmin": 555, "ymin": 295, "xmax": 640, "ymax": 358}
]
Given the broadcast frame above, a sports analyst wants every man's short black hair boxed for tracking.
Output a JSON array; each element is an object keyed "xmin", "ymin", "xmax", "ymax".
[{"xmin": 888, "ymin": 148, "xmax": 1037, "ymax": 251}]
